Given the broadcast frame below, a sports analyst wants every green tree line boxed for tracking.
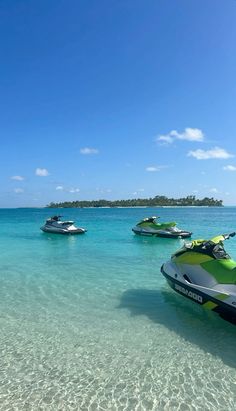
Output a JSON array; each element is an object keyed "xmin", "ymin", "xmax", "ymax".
[{"xmin": 47, "ymin": 195, "xmax": 223, "ymax": 208}]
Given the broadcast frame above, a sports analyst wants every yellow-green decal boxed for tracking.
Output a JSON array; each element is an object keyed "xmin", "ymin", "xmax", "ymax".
[{"xmin": 203, "ymin": 301, "xmax": 218, "ymax": 310}]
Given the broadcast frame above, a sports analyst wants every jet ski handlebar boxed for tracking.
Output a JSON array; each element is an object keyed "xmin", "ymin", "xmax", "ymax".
[
  {"xmin": 209, "ymin": 232, "xmax": 236, "ymax": 244},
  {"xmin": 223, "ymin": 232, "xmax": 236, "ymax": 240},
  {"xmin": 186, "ymin": 232, "xmax": 236, "ymax": 249}
]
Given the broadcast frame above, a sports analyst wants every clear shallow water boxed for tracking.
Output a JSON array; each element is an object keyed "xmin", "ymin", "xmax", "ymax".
[{"xmin": 1, "ymin": 207, "xmax": 236, "ymax": 410}]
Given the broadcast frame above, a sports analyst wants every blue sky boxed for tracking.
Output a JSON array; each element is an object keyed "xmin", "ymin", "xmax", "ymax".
[{"xmin": 1, "ymin": 0, "xmax": 236, "ymax": 207}]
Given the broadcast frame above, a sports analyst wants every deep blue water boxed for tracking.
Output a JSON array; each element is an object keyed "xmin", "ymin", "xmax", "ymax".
[{"xmin": 1, "ymin": 207, "xmax": 236, "ymax": 410}]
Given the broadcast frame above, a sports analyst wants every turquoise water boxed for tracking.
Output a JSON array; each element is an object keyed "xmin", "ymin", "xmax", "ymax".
[{"xmin": 1, "ymin": 207, "xmax": 236, "ymax": 410}]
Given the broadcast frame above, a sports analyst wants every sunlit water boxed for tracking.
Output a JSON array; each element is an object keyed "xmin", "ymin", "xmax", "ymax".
[{"xmin": 1, "ymin": 207, "xmax": 236, "ymax": 410}]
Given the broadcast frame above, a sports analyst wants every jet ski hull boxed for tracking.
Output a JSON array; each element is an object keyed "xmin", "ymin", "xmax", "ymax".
[
  {"xmin": 161, "ymin": 264, "xmax": 236, "ymax": 323},
  {"xmin": 41, "ymin": 226, "xmax": 86, "ymax": 234},
  {"xmin": 132, "ymin": 227, "xmax": 192, "ymax": 238}
]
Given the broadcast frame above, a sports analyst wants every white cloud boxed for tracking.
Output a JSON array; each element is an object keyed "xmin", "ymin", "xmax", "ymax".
[
  {"xmin": 146, "ymin": 167, "xmax": 159, "ymax": 172},
  {"xmin": 158, "ymin": 135, "xmax": 174, "ymax": 144},
  {"xmin": 35, "ymin": 168, "xmax": 49, "ymax": 176},
  {"xmin": 133, "ymin": 189, "xmax": 145, "ymax": 195},
  {"xmin": 210, "ymin": 188, "xmax": 218, "ymax": 193},
  {"xmin": 132, "ymin": 188, "xmax": 145, "ymax": 195},
  {"xmin": 223, "ymin": 165, "xmax": 236, "ymax": 171},
  {"xmin": 56, "ymin": 185, "xmax": 81, "ymax": 193},
  {"xmin": 173, "ymin": 128, "xmax": 204, "ymax": 141},
  {"xmin": 188, "ymin": 147, "xmax": 234, "ymax": 160},
  {"xmin": 14, "ymin": 188, "xmax": 24, "ymax": 193},
  {"xmin": 157, "ymin": 128, "xmax": 204, "ymax": 144},
  {"xmin": 69, "ymin": 188, "xmax": 80, "ymax": 193},
  {"xmin": 80, "ymin": 147, "xmax": 99, "ymax": 155},
  {"xmin": 146, "ymin": 165, "xmax": 169, "ymax": 172},
  {"xmin": 11, "ymin": 175, "xmax": 24, "ymax": 181}
]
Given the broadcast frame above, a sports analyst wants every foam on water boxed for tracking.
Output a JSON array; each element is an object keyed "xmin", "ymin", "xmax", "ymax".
[{"xmin": 0, "ymin": 207, "xmax": 236, "ymax": 410}]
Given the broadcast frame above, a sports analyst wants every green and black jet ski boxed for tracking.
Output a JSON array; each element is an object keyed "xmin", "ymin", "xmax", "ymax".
[
  {"xmin": 132, "ymin": 216, "xmax": 192, "ymax": 238},
  {"xmin": 161, "ymin": 232, "xmax": 236, "ymax": 323}
]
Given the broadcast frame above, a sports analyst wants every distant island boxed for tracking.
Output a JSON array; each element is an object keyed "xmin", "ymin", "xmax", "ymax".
[{"xmin": 47, "ymin": 195, "xmax": 223, "ymax": 208}]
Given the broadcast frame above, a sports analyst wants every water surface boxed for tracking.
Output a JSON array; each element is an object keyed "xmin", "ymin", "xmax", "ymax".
[{"xmin": 1, "ymin": 207, "xmax": 236, "ymax": 410}]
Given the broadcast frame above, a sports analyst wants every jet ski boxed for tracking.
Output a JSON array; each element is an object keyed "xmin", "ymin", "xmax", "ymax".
[
  {"xmin": 161, "ymin": 232, "xmax": 236, "ymax": 323},
  {"xmin": 132, "ymin": 216, "xmax": 192, "ymax": 238},
  {"xmin": 40, "ymin": 215, "xmax": 87, "ymax": 234}
]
